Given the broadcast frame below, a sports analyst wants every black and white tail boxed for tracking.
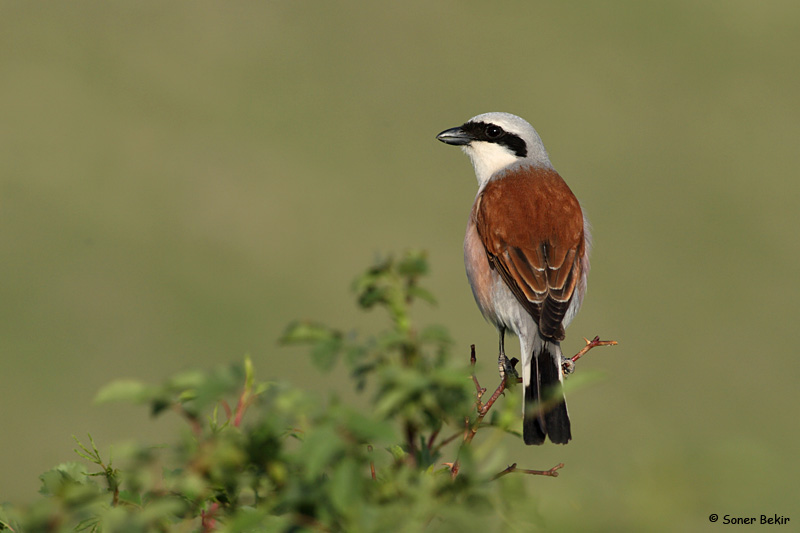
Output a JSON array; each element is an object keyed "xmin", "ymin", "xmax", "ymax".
[{"xmin": 523, "ymin": 336, "xmax": 571, "ymax": 445}]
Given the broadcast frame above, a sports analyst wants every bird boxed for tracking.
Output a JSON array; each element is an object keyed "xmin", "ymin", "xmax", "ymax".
[{"xmin": 436, "ymin": 112, "xmax": 590, "ymax": 445}]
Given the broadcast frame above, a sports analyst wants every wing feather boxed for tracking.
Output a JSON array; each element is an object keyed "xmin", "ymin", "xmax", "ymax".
[{"xmin": 475, "ymin": 165, "xmax": 585, "ymax": 340}]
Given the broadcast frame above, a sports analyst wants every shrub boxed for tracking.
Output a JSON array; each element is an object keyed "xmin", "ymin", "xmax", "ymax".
[{"xmin": 1, "ymin": 251, "xmax": 579, "ymax": 532}]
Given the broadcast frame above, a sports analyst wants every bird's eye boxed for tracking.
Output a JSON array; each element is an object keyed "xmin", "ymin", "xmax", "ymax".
[{"xmin": 485, "ymin": 125, "xmax": 503, "ymax": 139}]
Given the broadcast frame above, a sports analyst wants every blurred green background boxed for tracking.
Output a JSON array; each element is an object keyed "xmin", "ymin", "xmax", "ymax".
[{"xmin": 2, "ymin": 1, "xmax": 799, "ymax": 529}]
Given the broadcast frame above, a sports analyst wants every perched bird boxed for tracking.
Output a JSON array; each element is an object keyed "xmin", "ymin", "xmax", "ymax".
[{"xmin": 436, "ymin": 112, "xmax": 590, "ymax": 445}]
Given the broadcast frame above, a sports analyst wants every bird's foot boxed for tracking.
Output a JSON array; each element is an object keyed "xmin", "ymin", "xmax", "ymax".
[{"xmin": 498, "ymin": 353, "xmax": 519, "ymax": 384}]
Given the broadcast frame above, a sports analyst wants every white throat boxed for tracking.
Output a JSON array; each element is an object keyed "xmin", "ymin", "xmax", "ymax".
[{"xmin": 463, "ymin": 142, "xmax": 519, "ymax": 188}]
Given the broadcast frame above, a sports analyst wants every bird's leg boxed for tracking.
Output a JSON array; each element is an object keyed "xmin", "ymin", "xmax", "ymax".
[
  {"xmin": 497, "ymin": 327, "xmax": 506, "ymax": 378},
  {"xmin": 497, "ymin": 328, "xmax": 509, "ymax": 379},
  {"xmin": 497, "ymin": 328, "xmax": 519, "ymax": 384}
]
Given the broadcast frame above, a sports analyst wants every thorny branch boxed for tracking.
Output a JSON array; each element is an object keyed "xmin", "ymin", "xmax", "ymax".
[
  {"xmin": 449, "ymin": 345, "xmax": 509, "ymax": 479},
  {"xmin": 491, "ymin": 462, "xmax": 564, "ymax": 481},
  {"xmin": 448, "ymin": 336, "xmax": 617, "ymax": 480},
  {"xmin": 562, "ymin": 336, "xmax": 617, "ymax": 375}
]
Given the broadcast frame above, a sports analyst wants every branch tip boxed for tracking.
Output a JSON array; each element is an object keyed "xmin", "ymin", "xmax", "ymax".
[
  {"xmin": 492, "ymin": 462, "xmax": 565, "ymax": 480},
  {"xmin": 563, "ymin": 336, "xmax": 617, "ymax": 374}
]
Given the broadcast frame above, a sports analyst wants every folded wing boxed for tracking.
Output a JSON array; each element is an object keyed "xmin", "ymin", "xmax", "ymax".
[{"xmin": 475, "ymin": 166, "xmax": 585, "ymax": 340}]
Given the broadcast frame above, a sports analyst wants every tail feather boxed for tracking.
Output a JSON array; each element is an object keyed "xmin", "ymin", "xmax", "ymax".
[
  {"xmin": 523, "ymin": 375, "xmax": 546, "ymax": 445},
  {"xmin": 523, "ymin": 338, "xmax": 571, "ymax": 445}
]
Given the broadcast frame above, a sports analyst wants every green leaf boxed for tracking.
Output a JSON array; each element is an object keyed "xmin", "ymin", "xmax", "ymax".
[
  {"xmin": 74, "ymin": 516, "xmax": 101, "ymax": 532},
  {"xmin": 396, "ymin": 250, "xmax": 429, "ymax": 276},
  {"xmin": 244, "ymin": 354, "xmax": 255, "ymax": 391},
  {"xmin": 356, "ymin": 285, "xmax": 389, "ymax": 309},
  {"xmin": 301, "ymin": 426, "xmax": 343, "ymax": 480},
  {"xmin": 139, "ymin": 496, "xmax": 189, "ymax": 523},
  {"xmin": 344, "ymin": 343, "xmax": 367, "ymax": 366},
  {"xmin": 407, "ymin": 285, "xmax": 437, "ymax": 305},
  {"xmin": 39, "ymin": 462, "xmax": 102, "ymax": 504},
  {"xmin": 339, "ymin": 408, "xmax": 396, "ymax": 443},
  {"xmin": 94, "ymin": 380, "xmax": 153, "ymax": 404},
  {"xmin": 375, "ymin": 329, "xmax": 410, "ymax": 351},
  {"xmin": 225, "ymin": 508, "xmax": 274, "ymax": 532},
  {"xmin": 310, "ymin": 335, "xmax": 343, "ymax": 372},
  {"xmin": 280, "ymin": 321, "xmax": 337, "ymax": 344},
  {"xmin": 175, "ymin": 365, "xmax": 242, "ymax": 412},
  {"xmin": 168, "ymin": 369, "xmax": 208, "ymax": 390},
  {"xmin": 118, "ymin": 489, "xmax": 141, "ymax": 507},
  {"xmin": 388, "ymin": 445, "xmax": 407, "ymax": 461},
  {"xmin": 329, "ymin": 457, "xmax": 362, "ymax": 514},
  {"xmin": 0, "ymin": 505, "xmax": 19, "ymax": 532}
]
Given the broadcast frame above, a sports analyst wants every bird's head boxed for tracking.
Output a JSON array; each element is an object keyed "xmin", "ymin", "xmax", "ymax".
[{"xmin": 436, "ymin": 112, "xmax": 552, "ymax": 186}]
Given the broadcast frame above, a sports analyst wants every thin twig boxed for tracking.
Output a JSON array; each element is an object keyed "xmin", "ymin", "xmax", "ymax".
[
  {"xmin": 426, "ymin": 426, "xmax": 441, "ymax": 451},
  {"xmin": 491, "ymin": 462, "xmax": 564, "ymax": 481},
  {"xmin": 449, "ymin": 416, "xmax": 474, "ymax": 478},
  {"xmin": 111, "ymin": 477, "xmax": 120, "ymax": 507},
  {"xmin": 367, "ymin": 445, "xmax": 376, "ymax": 481},
  {"xmin": 562, "ymin": 336, "xmax": 618, "ymax": 375},
  {"xmin": 174, "ymin": 405, "xmax": 204, "ymax": 437},
  {"xmin": 477, "ymin": 378, "xmax": 507, "ymax": 419},
  {"xmin": 432, "ymin": 430, "xmax": 463, "ymax": 455},
  {"xmin": 470, "ymin": 347, "xmax": 485, "ymax": 395},
  {"xmin": 405, "ymin": 421, "xmax": 418, "ymax": 467},
  {"xmin": 233, "ymin": 382, "xmax": 252, "ymax": 428},
  {"xmin": 451, "ymin": 349, "xmax": 510, "ymax": 479}
]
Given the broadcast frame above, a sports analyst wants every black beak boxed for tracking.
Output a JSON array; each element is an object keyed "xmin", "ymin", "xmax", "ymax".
[{"xmin": 436, "ymin": 126, "xmax": 472, "ymax": 146}]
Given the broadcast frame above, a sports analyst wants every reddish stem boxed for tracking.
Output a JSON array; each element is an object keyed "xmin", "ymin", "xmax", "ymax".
[
  {"xmin": 492, "ymin": 462, "xmax": 564, "ymax": 480},
  {"xmin": 201, "ymin": 502, "xmax": 220, "ymax": 532},
  {"xmin": 562, "ymin": 336, "xmax": 618, "ymax": 374},
  {"xmin": 367, "ymin": 444, "xmax": 377, "ymax": 480}
]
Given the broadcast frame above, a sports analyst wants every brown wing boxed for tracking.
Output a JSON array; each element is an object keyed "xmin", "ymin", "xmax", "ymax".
[{"xmin": 475, "ymin": 165, "xmax": 585, "ymax": 340}]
